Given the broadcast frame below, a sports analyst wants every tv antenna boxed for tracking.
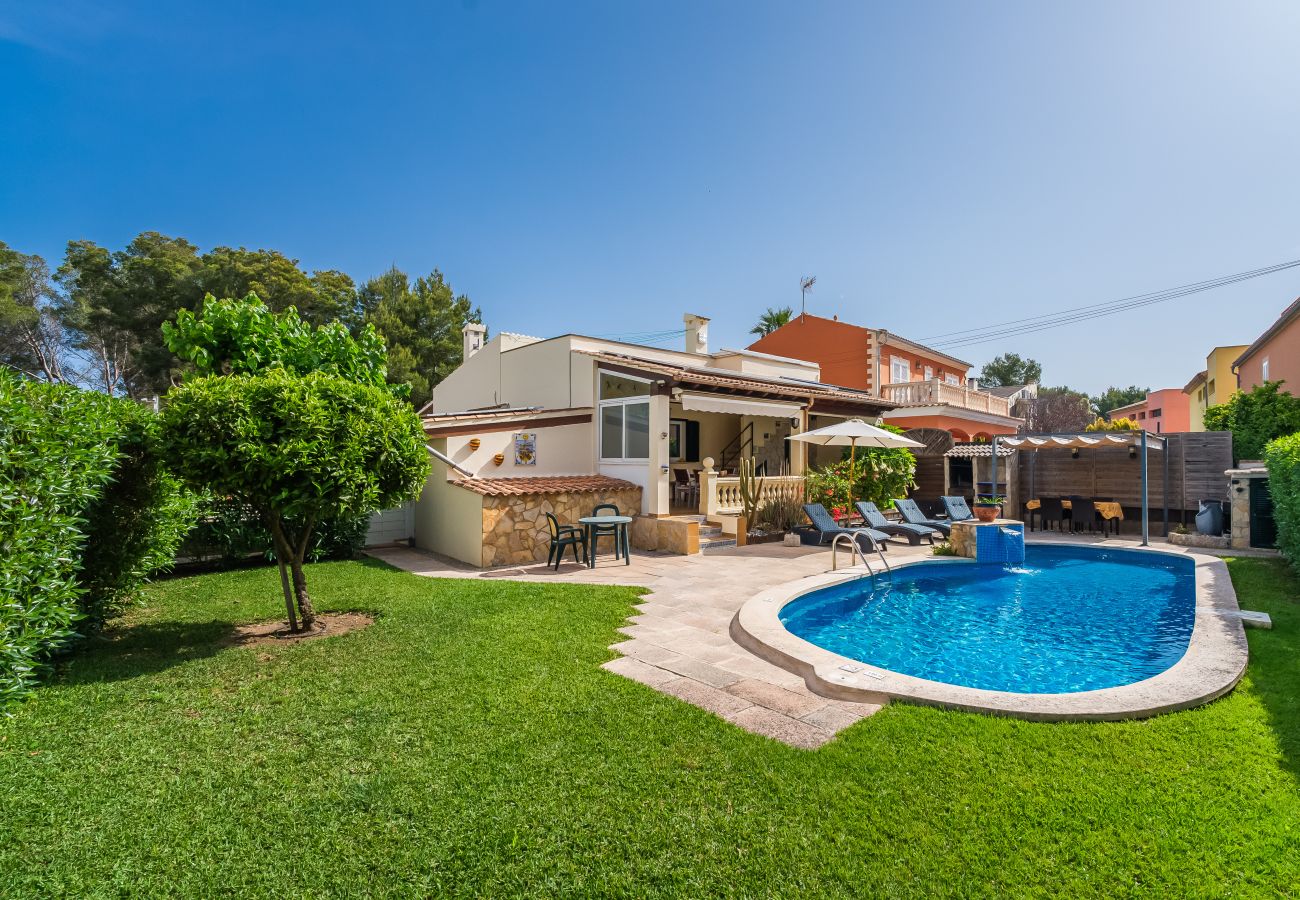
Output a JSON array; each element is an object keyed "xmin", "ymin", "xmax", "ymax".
[{"xmin": 800, "ymin": 275, "xmax": 816, "ymax": 315}]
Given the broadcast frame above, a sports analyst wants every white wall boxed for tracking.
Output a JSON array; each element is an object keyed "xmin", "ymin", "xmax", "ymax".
[
  {"xmin": 429, "ymin": 337, "xmax": 504, "ymax": 411},
  {"xmin": 445, "ymin": 422, "xmax": 595, "ymax": 478},
  {"xmin": 365, "ymin": 503, "xmax": 414, "ymax": 546},
  {"xmin": 413, "ymin": 441, "xmax": 486, "ymax": 566}
]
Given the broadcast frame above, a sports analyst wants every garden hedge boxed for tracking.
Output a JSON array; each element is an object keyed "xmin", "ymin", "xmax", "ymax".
[
  {"xmin": 0, "ymin": 372, "xmax": 196, "ymax": 707},
  {"xmin": 1264, "ymin": 432, "xmax": 1300, "ymax": 572}
]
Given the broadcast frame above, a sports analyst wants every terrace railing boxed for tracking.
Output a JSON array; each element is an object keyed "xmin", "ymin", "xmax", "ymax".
[
  {"xmin": 698, "ymin": 457, "xmax": 805, "ymax": 516},
  {"xmin": 880, "ymin": 378, "xmax": 1013, "ymax": 417}
]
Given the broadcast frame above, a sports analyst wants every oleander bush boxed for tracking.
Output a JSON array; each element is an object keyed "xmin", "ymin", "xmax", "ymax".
[
  {"xmin": 1264, "ymin": 431, "xmax": 1300, "ymax": 571},
  {"xmin": 0, "ymin": 372, "xmax": 197, "ymax": 707}
]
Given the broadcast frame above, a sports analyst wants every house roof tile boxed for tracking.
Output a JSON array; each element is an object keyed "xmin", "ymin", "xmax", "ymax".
[
  {"xmin": 453, "ymin": 475, "xmax": 639, "ymax": 497},
  {"xmin": 579, "ymin": 350, "xmax": 898, "ymax": 412}
]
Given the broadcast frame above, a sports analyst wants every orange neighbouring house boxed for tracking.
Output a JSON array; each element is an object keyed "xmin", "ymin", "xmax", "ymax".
[
  {"xmin": 1235, "ymin": 296, "xmax": 1300, "ymax": 393},
  {"xmin": 746, "ymin": 313, "xmax": 1025, "ymax": 441}
]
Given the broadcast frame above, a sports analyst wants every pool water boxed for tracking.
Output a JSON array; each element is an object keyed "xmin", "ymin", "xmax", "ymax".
[{"xmin": 779, "ymin": 545, "xmax": 1196, "ymax": 694}]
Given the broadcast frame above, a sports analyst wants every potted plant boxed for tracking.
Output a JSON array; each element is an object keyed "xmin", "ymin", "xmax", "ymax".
[{"xmin": 974, "ymin": 496, "xmax": 1004, "ymax": 522}]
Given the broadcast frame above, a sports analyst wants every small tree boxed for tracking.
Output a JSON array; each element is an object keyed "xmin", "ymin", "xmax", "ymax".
[
  {"xmin": 978, "ymin": 353, "xmax": 1041, "ymax": 387},
  {"xmin": 163, "ymin": 293, "xmax": 397, "ymax": 394},
  {"xmin": 1092, "ymin": 385, "xmax": 1148, "ymax": 418},
  {"xmin": 159, "ymin": 371, "xmax": 429, "ymax": 631}
]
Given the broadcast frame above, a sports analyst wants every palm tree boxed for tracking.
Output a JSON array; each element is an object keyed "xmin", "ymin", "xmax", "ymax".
[{"xmin": 750, "ymin": 306, "xmax": 794, "ymax": 337}]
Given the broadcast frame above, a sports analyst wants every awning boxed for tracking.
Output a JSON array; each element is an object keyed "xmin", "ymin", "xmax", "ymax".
[
  {"xmin": 1000, "ymin": 433, "xmax": 1164, "ymax": 450},
  {"xmin": 678, "ymin": 392, "xmax": 804, "ymax": 418}
]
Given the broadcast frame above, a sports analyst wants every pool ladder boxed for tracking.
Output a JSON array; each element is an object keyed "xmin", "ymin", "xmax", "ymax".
[{"xmin": 830, "ymin": 530, "xmax": 892, "ymax": 578}]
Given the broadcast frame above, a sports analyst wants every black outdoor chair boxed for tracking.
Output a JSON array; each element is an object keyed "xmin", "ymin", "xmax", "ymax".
[
  {"xmin": 894, "ymin": 498, "xmax": 952, "ymax": 537},
  {"xmin": 941, "ymin": 496, "xmax": 977, "ymax": 523},
  {"xmin": 544, "ymin": 512, "xmax": 586, "ymax": 570},
  {"xmin": 1068, "ymin": 495, "xmax": 1098, "ymax": 534},
  {"xmin": 855, "ymin": 501, "xmax": 937, "ymax": 545},
  {"xmin": 802, "ymin": 503, "xmax": 890, "ymax": 551},
  {"xmin": 1021, "ymin": 500, "xmax": 1040, "ymax": 532},
  {"xmin": 590, "ymin": 502, "xmax": 624, "ymax": 561},
  {"xmin": 1037, "ymin": 497, "xmax": 1065, "ymax": 531}
]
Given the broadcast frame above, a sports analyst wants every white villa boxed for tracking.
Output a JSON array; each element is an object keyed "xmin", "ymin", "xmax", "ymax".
[{"xmin": 411, "ymin": 314, "xmax": 895, "ymax": 567}]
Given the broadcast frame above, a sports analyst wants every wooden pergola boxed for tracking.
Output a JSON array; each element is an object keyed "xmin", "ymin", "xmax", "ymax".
[{"xmin": 992, "ymin": 431, "xmax": 1165, "ymax": 546}]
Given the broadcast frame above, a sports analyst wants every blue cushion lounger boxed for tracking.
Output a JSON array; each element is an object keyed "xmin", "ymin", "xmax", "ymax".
[
  {"xmin": 801, "ymin": 503, "xmax": 890, "ymax": 551},
  {"xmin": 893, "ymin": 498, "xmax": 952, "ymax": 537},
  {"xmin": 941, "ymin": 495, "xmax": 977, "ymax": 523},
  {"xmin": 854, "ymin": 501, "xmax": 938, "ymax": 545}
]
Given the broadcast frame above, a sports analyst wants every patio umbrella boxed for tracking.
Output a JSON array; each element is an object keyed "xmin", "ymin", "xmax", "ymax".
[{"xmin": 787, "ymin": 419, "xmax": 923, "ymax": 508}]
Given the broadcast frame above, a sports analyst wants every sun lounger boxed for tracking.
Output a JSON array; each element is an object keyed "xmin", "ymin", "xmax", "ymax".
[
  {"xmin": 894, "ymin": 497, "xmax": 952, "ymax": 537},
  {"xmin": 801, "ymin": 503, "xmax": 890, "ymax": 551},
  {"xmin": 854, "ymin": 501, "xmax": 937, "ymax": 545}
]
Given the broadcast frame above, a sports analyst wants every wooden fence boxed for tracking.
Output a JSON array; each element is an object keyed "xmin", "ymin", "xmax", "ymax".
[{"xmin": 1016, "ymin": 431, "xmax": 1232, "ymax": 523}]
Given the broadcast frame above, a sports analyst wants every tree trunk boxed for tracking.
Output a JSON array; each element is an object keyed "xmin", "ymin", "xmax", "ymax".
[
  {"xmin": 268, "ymin": 518, "xmax": 300, "ymax": 632},
  {"xmin": 288, "ymin": 555, "xmax": 317, "ymax": 632}
]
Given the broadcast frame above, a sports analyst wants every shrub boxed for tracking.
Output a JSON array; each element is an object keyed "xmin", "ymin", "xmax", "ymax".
[
  {"xmin": 159, "ymin": 371, "xmax": 428, "ymax": 631},
  {"xmin": 805, "ymin": 427, "xmax": 918, "ymax": 515},
  {"xmin": 1264, "ymin": 432, "xmax": 1300, "ymax": 572},
  {"xmin": 1205, "ymin": 381, "xmax": 1300, "ymax": 463},
  {"xmin": 1085, "ymin": 416, "xmax": 1140, "ymax": 432},
  {"xmin": 0, "ymin": 372, "xmax": 196, "ymax": 706},
  {"xmin": 757, "ymin": 495, "xmax": 805, "ymax": 533}
]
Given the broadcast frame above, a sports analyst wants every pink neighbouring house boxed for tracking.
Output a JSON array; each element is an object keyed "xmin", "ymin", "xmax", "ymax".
[{"xmin": 1106, "ymin": 388, "xmax": 1190, "ymax": 434}]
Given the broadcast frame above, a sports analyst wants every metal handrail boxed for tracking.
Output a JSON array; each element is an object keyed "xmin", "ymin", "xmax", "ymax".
[
  {"xmin": 831, "ymin": 532, "xmax": 866, "ymax": 572},
  {"xmin": 831, "ymin": 529, "xmax": 893, "ymax": 579}
]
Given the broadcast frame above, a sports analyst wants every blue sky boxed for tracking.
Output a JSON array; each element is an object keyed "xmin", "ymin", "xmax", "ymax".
[{"xmin": 3, "ymin": 1, "xmax": 1299, "ymax": 394}]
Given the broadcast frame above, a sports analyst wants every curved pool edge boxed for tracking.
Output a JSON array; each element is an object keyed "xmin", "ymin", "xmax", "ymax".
[{"xmin": 730, "ymin": 543, "xmax": 1249, "ymax": 722}]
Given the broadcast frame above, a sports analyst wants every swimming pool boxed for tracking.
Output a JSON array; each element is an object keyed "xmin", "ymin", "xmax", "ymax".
[{"xmin": 778, "ymin": 545, "xmax": 1196, "ymax": 694}]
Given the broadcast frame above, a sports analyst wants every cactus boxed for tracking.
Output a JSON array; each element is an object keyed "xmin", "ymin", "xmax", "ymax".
[{"xmin": 738, "ymin": 456, "xmax": 765, "ymax": 525}]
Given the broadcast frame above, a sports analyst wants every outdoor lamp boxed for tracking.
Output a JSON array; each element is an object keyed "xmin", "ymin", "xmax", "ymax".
[
  {"xmin": 1071, "ymin": 448, "xmax": 1080, "ymax": 459},
  {"xmin": 1129, "ymin": 445, "xmax": 1138, "ymax": 459}
]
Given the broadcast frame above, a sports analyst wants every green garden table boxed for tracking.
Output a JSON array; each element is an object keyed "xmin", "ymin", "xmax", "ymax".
[{"xmin": 578, "ymin": 515, "xmax": 632, "ymax": 568}]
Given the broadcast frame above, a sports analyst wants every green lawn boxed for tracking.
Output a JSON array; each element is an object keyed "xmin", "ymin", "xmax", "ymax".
[{"xmin": 3, "ymin": 557, "xmax": 1299, "ymax": 897}]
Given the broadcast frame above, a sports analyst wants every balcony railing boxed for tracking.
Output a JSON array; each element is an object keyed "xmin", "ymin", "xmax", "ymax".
[
  {"xmin": 880, "ymin": 379, "xmax": 1012, "ymax": 416},
  {"xmin": 698, "ymin": 463, "xmax": 805, "ymax": 517}
]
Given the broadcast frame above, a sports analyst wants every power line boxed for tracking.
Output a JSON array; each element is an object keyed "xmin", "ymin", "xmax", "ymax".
[{"xmin": 922, "ymin": 258, "xmax": 1300, "ymax": 350}]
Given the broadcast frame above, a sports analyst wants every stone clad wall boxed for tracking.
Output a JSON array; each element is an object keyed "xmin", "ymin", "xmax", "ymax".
[{"xmin": 481, "ymin": 487, "xmax": 642, "ymax": 567}]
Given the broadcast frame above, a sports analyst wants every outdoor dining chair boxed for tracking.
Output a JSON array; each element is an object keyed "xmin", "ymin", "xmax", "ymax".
[
  {"xmin": 544, "ymin": 512, "xmax": 587, "ymax": 570},
  {"xmin": 590, "ymin": 502, "xmax": 624, "ymax": 561},
  {"xmin": 1068, "ymin": 495, "xmax": 1098, "ymax": 534},
  {"xmin": 1037, "ymin": 497, "xmax": 1065, "ymax": 531}
]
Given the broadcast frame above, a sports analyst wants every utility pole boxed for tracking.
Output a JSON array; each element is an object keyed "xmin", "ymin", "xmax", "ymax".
[{"xmin": 800, "ymin": 275, "xmax": 816, "ymax": 316}]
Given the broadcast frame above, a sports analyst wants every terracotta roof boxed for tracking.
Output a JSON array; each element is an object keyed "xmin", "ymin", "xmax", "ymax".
[
  {"xmin": 1235, "ymin": 296, "xmax": 1300, "ymax": 368},
  {"xmin": 453, "ymin": 475, "xmax": 639, "ymax": 497},
  {"xmin": 945, "ymin": 442, "xmax": 1015, "ymax": 458},
  {"xmin": 579, "ymin": 350, "xmax": 898, "ymax": 411}
]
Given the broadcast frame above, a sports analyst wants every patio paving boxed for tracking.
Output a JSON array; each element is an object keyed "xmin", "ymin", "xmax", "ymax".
[{"xmin": 367, "ymin": 530, "xmax": 1202, "ymax": 748}]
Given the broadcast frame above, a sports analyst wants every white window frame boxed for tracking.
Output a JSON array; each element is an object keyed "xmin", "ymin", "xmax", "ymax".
[
  {"xmin": 1262, "ymin": 357, "xmax": 1270, "ymax": 381},
  {"xmin": 944, "ymin": 373, "xmax": 960, "ymax": 386},
  {"xmin": 598, "ymin": 370, "xmax": 652, "ymax": 462},
  {"xmin": 890, "ymin": 355, "xmax": 910, "ymax": 384},
  {"xmin": 924, "ymin": 365, "xmax": 933, "ymax": 381}
]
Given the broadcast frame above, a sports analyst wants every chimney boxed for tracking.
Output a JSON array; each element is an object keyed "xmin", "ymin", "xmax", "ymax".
[
  {"xmin": 462, "ymin": 322, "xmax": 487, "ymax": 360},
  {"xmin": 683, "ymin": 313, "xmax": 710, "ymax": 355}
]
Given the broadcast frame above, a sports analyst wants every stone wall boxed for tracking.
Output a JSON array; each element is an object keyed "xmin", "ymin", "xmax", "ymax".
[
  {"xmin": 481, "ymin": 487, "xmax": 642, "ymax": 567},
  {"xmin": 1227, "ymin": 467, "xmax": 1268, "ymax": 551}
]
